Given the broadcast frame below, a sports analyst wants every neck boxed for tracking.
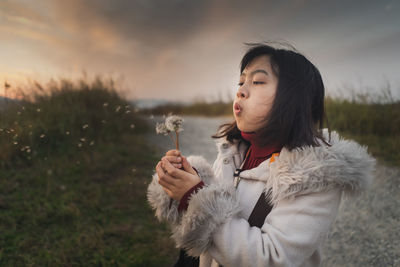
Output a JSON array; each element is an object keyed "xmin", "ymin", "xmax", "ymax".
[{"xmin": 240, "ymin": 130, "xmax": 282, "ymax": 158}]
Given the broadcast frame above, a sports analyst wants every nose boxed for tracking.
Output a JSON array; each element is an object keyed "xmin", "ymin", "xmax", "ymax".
[{"xmin": 236, "ymin": 88, "xmax": 248, "ymax": 99}]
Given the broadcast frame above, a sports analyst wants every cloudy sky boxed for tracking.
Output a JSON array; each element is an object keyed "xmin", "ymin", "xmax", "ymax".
[{"xmin": 1, "ymin": 0, "xmax": 399, "ymax": 102}]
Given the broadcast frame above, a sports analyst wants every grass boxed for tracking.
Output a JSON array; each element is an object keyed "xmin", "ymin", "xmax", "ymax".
[{"xmin": 0, "ymin": 77, "xmax": 178, "ymax": 266}]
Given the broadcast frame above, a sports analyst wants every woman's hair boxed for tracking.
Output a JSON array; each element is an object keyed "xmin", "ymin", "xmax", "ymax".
[{"xmin": 212, "ymin": 41, "xmax": 331, "ymax": 151}]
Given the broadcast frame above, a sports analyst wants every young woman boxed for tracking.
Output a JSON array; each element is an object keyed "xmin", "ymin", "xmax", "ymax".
[{"xmin": 147, "ymin": 43, "xmax": 376, "ymax": 267}]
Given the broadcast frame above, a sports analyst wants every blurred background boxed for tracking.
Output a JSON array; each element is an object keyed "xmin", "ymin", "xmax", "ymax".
[{"xmin": 0, "ymin": 0, "xmax": 399, "ymax": 266}]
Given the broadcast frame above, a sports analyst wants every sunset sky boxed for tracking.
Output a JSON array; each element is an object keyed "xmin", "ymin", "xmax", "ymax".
[{"xmin": 1, "ymin": 0, "xmax": 399, "ymax": 102}]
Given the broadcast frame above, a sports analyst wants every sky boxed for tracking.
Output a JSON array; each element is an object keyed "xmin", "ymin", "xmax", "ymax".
[{"xmin": 1, "ymin": 0, "xmax": 399, "ymax": 102}]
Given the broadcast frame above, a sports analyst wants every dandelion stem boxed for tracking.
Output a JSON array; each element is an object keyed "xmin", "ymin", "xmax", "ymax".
[
  {"xmin": 168, "ymin": 132, "xmax": 175, "ymax": 146},
  {"xmin": 176, "ymin": 131, "xmax": 179, "ymax": 150}
]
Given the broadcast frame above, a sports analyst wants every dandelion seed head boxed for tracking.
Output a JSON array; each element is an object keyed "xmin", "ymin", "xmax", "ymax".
[
  {"xmin": 80, "ymin": 137, "xmax": 86, "ymax": 142},
  {"xmin": 82, "ymin": 124, "xmax": 89, "ymax": 129},
  {"xmin": 125, "ymin": 110, "xmax": 131, "ymax": 114},
  {"xmin": 155, "ymin": 122, "xmax": 170, "ymax": 135},
  {"xmin": 47, "ymin": 169, "xmax": 53, "ymax": 176},
  {"xmin": 40, "ymin": 134, "xmax": 45, "ymax": 138},
  {"xmin": 89, "ymin": 140, "xmax": 95, "ymax": 146},
  {"xmin": 165, "ymin": 115, "xmax": 184, "ymax": 133},
  {"xmin": 60, "ymin": 185, "xmax": 66, "ymax": 191},
  {"xmin": 103, "ymin": 102, "xmax": 109, "ymax": 107},
  {"xmin": 77, "ymin": 143, "xmax": 82, "ymax": 147},
  {"xmin": 36, "ymin": 108, "xmax": 41, "ymax": 112},
  {"xmin": 65, "ymin": 131, "xmax": 70, "ymax": 135},
  {"xmin": 115, "ymin": 105, "xmax": 121, "ymax": 112},
  {"xmin": 130, "ymin": 124, "xmax": 135, "ymax": 129},
  {"xmin": 22, "ymin": 106, "xmax": 25, "ymax": 110},
  {"xmin": 13, "ymin": 141, "xmax": 18, "ymax": 145}
]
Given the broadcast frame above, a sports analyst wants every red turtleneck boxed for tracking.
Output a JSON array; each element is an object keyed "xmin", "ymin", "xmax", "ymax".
[{"xmin": 176, "ymin": 131, "xmax": 282, "ymax": 212}]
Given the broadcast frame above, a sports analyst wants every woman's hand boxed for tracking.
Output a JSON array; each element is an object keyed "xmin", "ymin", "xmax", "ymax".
[{"xmin": 155, "ymin": 150, "xmax": 201, "ymax": 202}]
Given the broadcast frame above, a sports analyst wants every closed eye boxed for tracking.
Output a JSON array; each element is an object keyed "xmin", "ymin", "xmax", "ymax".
[{"xmin": 237, "ymin": 81, "xmax": 264, "ymax": 86}]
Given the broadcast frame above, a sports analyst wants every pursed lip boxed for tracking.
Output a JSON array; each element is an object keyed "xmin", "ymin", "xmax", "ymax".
[{"xmin": 234, "ymin": 102, "xmax": 242, "ymax": 114}]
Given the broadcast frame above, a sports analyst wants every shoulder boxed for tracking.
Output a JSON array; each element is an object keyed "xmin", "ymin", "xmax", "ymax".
[{"xmin": 266, "ymin": 129, "xmax": 377, "ymax": 205}]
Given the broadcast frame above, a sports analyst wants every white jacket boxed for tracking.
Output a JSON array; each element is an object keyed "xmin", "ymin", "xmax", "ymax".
[{"xmin": 147, "ymin": 129, "xmax": 376, "ymax": 267}]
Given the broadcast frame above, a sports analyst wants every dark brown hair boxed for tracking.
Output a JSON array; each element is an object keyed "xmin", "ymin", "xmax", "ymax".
[{"xmin": 212, "ymin": 42, "xmax": 331, "ymax": 151}]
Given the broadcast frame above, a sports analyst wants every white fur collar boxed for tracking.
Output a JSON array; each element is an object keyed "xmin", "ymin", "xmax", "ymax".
[{"xmin": 214, "ymin": 129, "xmax": 376, "ymax": 204}]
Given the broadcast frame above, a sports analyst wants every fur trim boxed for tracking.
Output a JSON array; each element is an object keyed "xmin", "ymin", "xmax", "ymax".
[
  {"xmin": 235, "ymin": 129, "xmax": 377, "ymax": 205},
  {"xmin": 186, "ymin": 155, "xmax": 215, "ymax": 185},
  {"xmin": 146, "ymin": 172, "xmax": 181, "ymax": 225},
  {"xmin": 171, "ymin": 180, "xmax": 241, "ymax": 256}
]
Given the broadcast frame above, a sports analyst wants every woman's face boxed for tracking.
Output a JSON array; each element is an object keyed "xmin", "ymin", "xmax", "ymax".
[{"xmin": 233, "ymin": 55, "xmax": 278, "ymax": 133}]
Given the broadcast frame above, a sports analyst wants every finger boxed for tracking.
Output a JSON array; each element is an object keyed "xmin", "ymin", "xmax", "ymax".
[
  {"xmin": 156, "ymin": 162, "xmax": 177, "ymax": 188},
  {"xmin": 166, "ymin": 149, "xmax": 181, "ymax": 157},
  {"xmin": 161, "ymin": 158, "xmax": 189, "ymax": 179},
  {"xmin": 181, "ymin": 156, "xmax": 197, "ymax": 175},
  {"xmin": 162, "ymin": 155, "xmax": 182, "ymax": 164}
]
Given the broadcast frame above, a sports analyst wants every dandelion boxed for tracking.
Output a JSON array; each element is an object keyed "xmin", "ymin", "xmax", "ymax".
[
  {"xmin": 155, "ymin": 114, "xmax": 184, "ymax": 150},
  {"xmin": 27, "ymin": 149, "xmax": 31, "ymax": 153},
  {"xmin": 155, "ymin": 122, "xmax": 170, "ymax": 136},
  {"xmin": 130, "ymin": 124, "xmax": 135, "ymax": 129},
  {"xmin": 103, "ymin": 102, "xmax": 109, "ymax": 107},
  {"xmin": 132, "ymin": 168, "xmax": 137, "ymax": 173},
  {"xmin": 22, "ymin": 106, "xmax": 25, "ymax": 110},
  {"xmin": 10, "ymin": 128, "xmax": 14, "ymax": 132},
  {"xmin": 13, "ymin": 141, "xmax": 18, "ymax": 145},
  {"xmin": 47, "ymin": 169, "xmax": 53, "ymax": 176},
  {"xmin": 89, "ymin": 140, "xmax": 95, "ymax": 146},
  {"xmin": 40, "ymin": 134, "xmax": 45, "ymax": 138},
  {"xmin": 115, "ymin": 105, "xmax": 121, "ymax": 112},
  {"xmin": 77, "ymin": 142, "xmax": 82, "ymax": 147},
  {"xmin": 65, "ymin": 131, "xmax": 70, "ymax": 135},
  {"xmin": 82, "ymin": 124, "xmax": 89, "ymax": 130},
  {"xmin": 165, "ymin": 115, "xmax": 184, "ymax": 133},
  {"xmin": 125, "ymin": 110, "xmax": 131, "ymax": 114},
  {"xmin": 0, "ymin": 128, "xmax": 3, "ymax": 132},
  {"xmin": 80, "ymin": 137, "xmax": 86, "ymax": 142},
  {"xmin": 60, "ymin": 185, "xmax": 66, "ymax": 191},
  {"xmin": 36, "ymin": 108, "xmax": 41, "ymax": 112}
]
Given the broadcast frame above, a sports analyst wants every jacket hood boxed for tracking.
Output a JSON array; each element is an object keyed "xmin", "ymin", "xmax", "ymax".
[{"xmin": 214, "ymin": 129, "xmax": 376, "ymax": 205}]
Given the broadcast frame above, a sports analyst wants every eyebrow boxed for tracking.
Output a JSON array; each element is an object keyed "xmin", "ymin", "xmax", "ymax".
[{"xmin": 240, "ymin": 69, "xmax": 269, "ymax": 77}]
